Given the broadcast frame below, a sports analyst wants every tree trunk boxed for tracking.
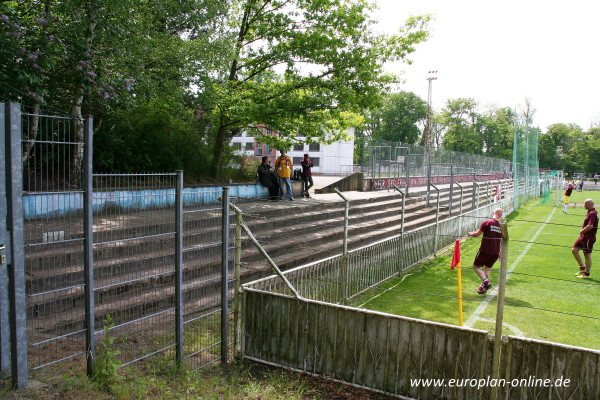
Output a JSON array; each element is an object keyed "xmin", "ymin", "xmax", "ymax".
[
  {"xmin": 22, "ymin": 102, "xmax": 41, "ymax": 165},
  {"xmin": 70, "ymin": 7, "xmax": 97, "ymax": 188},
  {"xmin": 70, "ymin": 91, "xmax": 84, "ymax": 189},
  {"xmin": 211, "ymin": 123, "xmax": 229, "ymax": 179}
]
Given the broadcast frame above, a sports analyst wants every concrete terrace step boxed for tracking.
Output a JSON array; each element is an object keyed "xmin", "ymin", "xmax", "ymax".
[
  {"xmin": 25, "ymin": 182, "xmax": 508, "ymax": 336},
  {"xmin": 26, "ymin": 192, "xmax": 432, "ymax": 325},
  {"xmin": 237, "ymin": 197, "xmax": 426, "ymax": 248},
  {"xmin": 26, "ymin": 191, "xmax": 423, "ymax": 281},
  {"xmin": 239, "ymin": 203, "xmax": 440, "ymax": 262},
  {"xmin": 241, "ymin": 207, "xmax": 448, "ymax": 273}
]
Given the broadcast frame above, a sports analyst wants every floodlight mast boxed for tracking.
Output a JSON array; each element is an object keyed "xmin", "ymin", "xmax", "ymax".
[{"xmin": 425, "ymin": 70, "xmax": 438, "ymax": 152}]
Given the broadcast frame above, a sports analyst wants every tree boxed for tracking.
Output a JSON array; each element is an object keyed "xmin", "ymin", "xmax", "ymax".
[
  {"xmin": 369, "ymin": 91, "xmax": 427, "ymax": 143},
  {"xmin": 538, "ymin": 123, "xmax": 583, "ymax": 174},
  {"xmin": 193, "ymin": 0, "xmax": 431, "ymax": 178},
  {"xmin": 439, "ymin": 98, "xmax": 483, "ymax": 154},
  {"xmin": 479, "ymin": 106, "xmax": 515, "ymax": 159},
  {"xmin": 1, "ymin": 0, "xmax": 224, "ymax": 181},
  {"xmin": 518, "ymin": 97, "xmax": 536, "ymax": 126}
]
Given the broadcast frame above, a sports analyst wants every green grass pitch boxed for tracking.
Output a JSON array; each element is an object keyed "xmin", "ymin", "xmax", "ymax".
[{"xmin": 348, "ymin": 190, "xmax": 600, "ymax": 350}]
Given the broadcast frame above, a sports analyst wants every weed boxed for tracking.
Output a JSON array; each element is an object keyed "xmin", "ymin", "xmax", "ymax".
[{"xmin": 93, "ymin": 315, "xmax": 122, "ymax": 390}]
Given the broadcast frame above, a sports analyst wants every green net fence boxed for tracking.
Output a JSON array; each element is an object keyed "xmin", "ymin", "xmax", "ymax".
[{"xmin": 512, "ymin": 123, "xmax": 541, "ymax": 207}]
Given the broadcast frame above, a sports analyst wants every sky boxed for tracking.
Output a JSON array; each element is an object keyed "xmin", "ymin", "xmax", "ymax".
[{"xmin": 372, "ymin": 0, "xmax": 600, "ymax": 131}]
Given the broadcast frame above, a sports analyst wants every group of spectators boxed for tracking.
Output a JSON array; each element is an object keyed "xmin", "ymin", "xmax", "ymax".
[
  {"xmin": 573, "ymin": 174, "xmax": 600, "ymax": 190},
  {"xmin": 257, "ymin": 149, "xmax": 314, "ymax": 202}
]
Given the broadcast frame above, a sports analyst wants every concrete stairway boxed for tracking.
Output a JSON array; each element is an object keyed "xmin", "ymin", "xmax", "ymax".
[{"xmin": 24, "ymin": 180, "xmax": 510, "ymax": 338}]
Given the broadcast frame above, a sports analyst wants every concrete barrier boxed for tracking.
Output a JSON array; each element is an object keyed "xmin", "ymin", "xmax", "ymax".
[{"xmin": 23, "ymin": 184, "xmax": 270, "ymax": 220}]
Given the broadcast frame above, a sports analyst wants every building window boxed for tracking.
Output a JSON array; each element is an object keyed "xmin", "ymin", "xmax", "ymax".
[
  {"xmin": 294, "ymin": 157, "xmax": 319, "ymax": 166},
  {"xmin": 294, "ymin": 144, "xmax": 304, "ymax": 151},
  {"xmin": 264, "ymin": 145, "xmax": 271, "ymax": 153},
  {"xmin": 245, "ymin": 142, "xmax": 254, "ymax": 150},
  {"xmin": 256, "ymin": 147, "xmax": 263, "ymax": 156},
  {"xmin": 232, "ymin": 142, "xmax": 242, "ymax": 150},
  {"xmin": 309, "ymin": 143, "xmax": 320, "ymax": 152}
]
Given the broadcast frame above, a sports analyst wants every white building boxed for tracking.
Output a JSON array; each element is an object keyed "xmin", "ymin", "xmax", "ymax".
[{"xmin": 230, "ymin": 127, "xmax": 355, "ymax": 175}]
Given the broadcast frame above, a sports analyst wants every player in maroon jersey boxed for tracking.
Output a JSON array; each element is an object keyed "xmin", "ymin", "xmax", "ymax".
[
  {"xmin": 563, "ymin": 182, "xmax": 575, "ymax": 214},
  {"xmin": 572, "ymin": 199, "xmax": 598, "ymax": 278},
  {"xmin": 467, "ymin": 208, "xmax": 508, "ymax": 294}
]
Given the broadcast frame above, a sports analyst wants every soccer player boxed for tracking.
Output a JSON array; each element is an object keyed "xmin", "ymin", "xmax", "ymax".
[
  {"xmin": 563, "ymin": 182, "xmax": 575, "ymax": 214},
  {"xmin": 572, "ymin": 199, "xmax": 598, "ymax": 278},
  {"xmin": 467, "ymin": 208, "xmax": 508, "ymax": 294}
]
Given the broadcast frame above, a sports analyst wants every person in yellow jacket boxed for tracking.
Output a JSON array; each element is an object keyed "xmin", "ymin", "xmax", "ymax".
[{"xmin": 275, "ymin": 149, "xmax": 294, "ymax": 201}]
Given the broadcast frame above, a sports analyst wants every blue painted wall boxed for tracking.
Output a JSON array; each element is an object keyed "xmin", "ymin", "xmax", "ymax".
[{"xmin": 23, "ymin": 184, "xmax": 269, "ymax": 220}]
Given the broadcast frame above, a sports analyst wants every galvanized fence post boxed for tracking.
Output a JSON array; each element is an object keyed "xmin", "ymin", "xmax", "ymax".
[
  {"xmin": 426, "ymin": 153, "xmax": 432, "ymax": 206},
  {"xmin": 6, "ymin": 103, "xmax": 27, "ymax": 387},
  {"xmin": 333, "ymin": 188, "xmax": 349, "ymax": 304},
  {"xmin": 370, "ymin": 148, "xmax": 375, "ymax": 179},
  {"xmin": 454, "ymin": 181, "xmax": 464, "ymax": 235},
  {"xmin": 231, "ymin": 204, "xmax": 243, "ymax": 359},
  {"xmin": 392, "ymin": 185, "xmax": 405, "ymax": 274},
  {"xmin": 405, "ymin": 152, "xmax": 410, "ymax": 195},
  {"xmin": 175, "ymin": 170, "xmax": 184, "ymax": 366},
  {"xmin": 221, "ymin": 187, "xmax": 230, "ymax": 363},
  {"xmin": 472, "ymin": 177, "xmax": 478, "ymax": 210},
  {"xmin": 449, "ymin": 165, "xmax": 454, "ymax": 215},
  {"xmin": 490, "ymin": 221, "xmax": 509, "ymax": 400},
  {"xmin": 83, "ymin": 116, "xmax": 96, "ymax": 378},
  {"xmin": 0, "ymin": 104, "xmax": 9, "ymax": 379},
  {"xmin": 430, "ymin": 183, "xmax": 440, "ymax": 255}
]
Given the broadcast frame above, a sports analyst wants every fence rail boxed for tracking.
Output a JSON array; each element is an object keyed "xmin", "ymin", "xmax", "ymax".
[
  {"xmin": 242, "ymin": 289, "xmax": 600, "ymax": 400},
  {"xmin": 1, "ymin": 103, "xmax": 234, "ymax": 388},
  {"xmin": 239, "ymin": 177, "xmax": 600, "ymax": 400},
  {"xmin": 247, "ymin": 193, "xmax": 515, "ymax": 303},
  {"xmin": 1, "ymin": 102, "xmax": 561, "ymax": 391}
]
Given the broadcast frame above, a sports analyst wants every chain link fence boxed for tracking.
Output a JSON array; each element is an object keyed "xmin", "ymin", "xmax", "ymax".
[{"xmin": 1, "ymin": 103, "xmax": 234, "ymax": 388}]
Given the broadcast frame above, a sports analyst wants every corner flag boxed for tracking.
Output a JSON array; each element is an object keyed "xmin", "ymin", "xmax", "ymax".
[
  {"xmin": 451, "ymin": 239, "xmax": 464, "ymax": 326},
  {"xmin": 451, "ymin": 239, "xmax": 461, "ymax": 270}
]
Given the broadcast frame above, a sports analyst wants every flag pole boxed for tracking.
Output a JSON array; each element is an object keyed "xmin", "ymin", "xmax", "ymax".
[
  {"xmin": 457, "ymin": 262, "xmax": 463, "ymax": 327},
  {"xmin": 451, "ymin": 239, "xmax": 463, "ymax": 326}
]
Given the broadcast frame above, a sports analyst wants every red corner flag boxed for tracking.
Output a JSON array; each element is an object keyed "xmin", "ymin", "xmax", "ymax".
[{"xmin": 451, "ymin": 239, "xmax": 461, "ymax": 270}]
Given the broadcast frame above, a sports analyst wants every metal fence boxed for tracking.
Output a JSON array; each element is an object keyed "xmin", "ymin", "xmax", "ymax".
[
  {"xmin": 242, "ymin": 289, "xmax": 600, "ymax": 400},
  {"xmin": 1, "ymin": 103, "xmax": 233, "ymax": 388},
  {"xmin": 364, "ymin": 142, "xmax": 512, "ymax": 180},
  {"xmin": 240, "ymin": 183, "xmax": 600, "ymax": 399},
  {"xmin": 244, "ymin": 184, "xmax": 516, "ymax": 304}
]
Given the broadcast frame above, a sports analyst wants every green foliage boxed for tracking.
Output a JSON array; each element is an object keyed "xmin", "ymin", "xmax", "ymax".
[
  {"xmin": 538, "ymin": 123, "xmax": 591, "ymax": 174},
  {"xmin": 194, "ymin": 0, "xmax": 432, "ymax": 177},
  {"xmin": 370, "ymin": 92, "xmax": 428, "ymax": 143},
  {"xmin": 1, "ymin": 0, "xmax": 431, "ymax": 181},
  {"xmin": 94, "ymin": 101, "xmax": 212, "ymax": 181},
  {"xmin": 439, "ymin": 98, "xmax": 483, "ymax": 154},
  {"xmin": 241, "ymin": 159, "xmax": 261, "ymax": 182},
  {"xmin": 93, "ymin": 315, "xmax": 122, "ymax": 390},
  {"xmin": 479, "ymin": 106, "xmax": 515, "ymax": 159}
]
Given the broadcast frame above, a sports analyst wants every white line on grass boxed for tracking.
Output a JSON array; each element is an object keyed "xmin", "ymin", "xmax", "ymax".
[
  {"xmin": 464, "ymin": 207, "xmax": 558, "ymax": 328},
  {"xmin": 357, "ymin": 274, "xmax": 413, "ymax": 309},
  {"xmin": 480, "ymin": 318, "xmax": 524, "ymax": 337}
]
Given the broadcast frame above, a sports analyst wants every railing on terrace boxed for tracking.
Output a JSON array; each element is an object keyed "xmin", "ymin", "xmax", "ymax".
[{"xmin": 244, "ymin": 188, "xmax": 516, "ymax": 304}]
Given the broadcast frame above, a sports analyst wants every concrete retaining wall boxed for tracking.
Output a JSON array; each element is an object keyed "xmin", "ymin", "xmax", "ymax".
[{"xmin": 23, "ymin": 184, "xmax": 269, "ymax": 220}]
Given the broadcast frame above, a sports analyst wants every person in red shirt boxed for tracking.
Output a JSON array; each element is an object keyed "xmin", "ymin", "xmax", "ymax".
[
  {"xmin": 563, "ymin": 182, "xmax": 575, "ymax": 214},
  {"xmin": 572, "ymin": 199, "xmax": 598, "ymax": 278},
  {"xmin": 300, "ymin": 154, "xmax": 314, "ymax": 198},
  {"xmin": 467, "ymin": 208, "xmax": 508, "ymax": 294}
]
